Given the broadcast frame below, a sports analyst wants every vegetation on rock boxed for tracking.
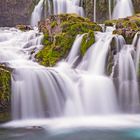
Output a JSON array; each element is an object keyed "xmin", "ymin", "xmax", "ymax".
[
  {"xmin": 104, "ymin": 14, "xmax": 140, "ymax": 44},
  {"xmin": 0, "ymin": 66, "xmax": 11, "ymax": 122},
  {"xmin": 36, "ymin": 14, "xmax": 102, "ymax": 66},
  {"xmin": 16, "ymin": 24, "xmax": 32, "ymax": 31},
  {"xmin": 81, "ymin": 30, "xmax": 95, "ymax": 56}
]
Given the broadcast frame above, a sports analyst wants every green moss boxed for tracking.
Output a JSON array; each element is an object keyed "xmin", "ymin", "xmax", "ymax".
[
  {"xmin": 108, "ymin": 14, "xmax": 140, "ymax": 44},
  {"xmin": 16, "ymin": 24, "xmax": 32, "ymax": 31},
  {"xmin": 42, "ymin": 33, "xmax": 52, "ymax": 46},
  {"xmin": 0, "ymin": 67, "xmax": 11, "ymax": 122},
  {"xmin": 51, "ymin": 21, "xmax": 58, "ymax": 28},
  {"xmin": 116, "ymin": 20, "xmax": 139, "ymax": 30},
  {"xmin": 81, "ymin": 30, "xmax": 95, "ymax": 56},
  {"xmin": 36, "ymin": 14, "xmax": 102, "ymax": 66},
  {"xmin": 104, "ymin": 20, "xmax": 117, "ymax": 26}
]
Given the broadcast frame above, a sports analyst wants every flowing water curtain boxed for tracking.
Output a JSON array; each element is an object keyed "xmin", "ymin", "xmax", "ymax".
[
  {"xmin": 117, "ymin": 45, "xmax": 139, "ymax": 113},
  {"xmin": 1, "ymin": 28, "xmax": 140, "ymax": 120},
  {"xmin": 31, "ymin": 0, "xmax": 85, "ymax": 27},
  {"xmin": 66, "ymin": 34, "xmax": 86, "ymax": 65},
  {"xmin": 53, "ymin": 0, "xmax": 84, "ymax": 16},
  {"xmin": 112, "ymin": 0, "xmax": 134, "ymax": 19},
  {"xmin": 93, "ymin": 0, "xmax": 96, "ymax": 22},
  {"xmin": 31, "ymin": 0, "xmax": 44, "ymax": 26},
  {"xmin": 133, "ymin": 32, "xmax": 140, "ymax": 75},
  {"xmin": 108, "ymin": 0, "xmax": 112, "ymax": 20}
]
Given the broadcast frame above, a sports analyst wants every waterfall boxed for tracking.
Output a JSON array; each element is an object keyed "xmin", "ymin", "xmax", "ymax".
[
  {"xmin": 93, "ymin": 0, "xmax": 96, "ymax": 22},
  {"xmin": 66, "ymin": 34, "xmax": 86, "ymax": 65},
  {"xmin": 133, "ymin": 32, "xmax": 140, "ymax": 74},
  {"xmin": 112, "ymin": 0, "xmax": 134, "ymax": 19},
  {"xmin": 53, "ymin": 0, "xmax": 84, "ymax": 16},
  {"xmin": 108, "ymin": 0, "xmax": 112, "ymax": 20},
  {"xmin": 31, "ymin": 0, "xmax": 84, "ymax": 26},
  {"xmin": 0, "ymin": 25, "xmax": 140, "ymax": 120},
  {"xmin": 118, "ymin": 45, "xmax": 139, "ymax": 113},
  {"xmin": 31, "ymin": 0, "xmax": 44, "ymax": 27}
]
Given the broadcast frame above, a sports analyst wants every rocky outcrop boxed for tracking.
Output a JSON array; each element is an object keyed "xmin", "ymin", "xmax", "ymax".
[
  {"xmin": 0, "ymin": 66, "xmax": 11, "ymax": 122},
  {"xmin": 0, "ymin": 0, "xmax": 39, "ymax": 27},
  {"xmin": 133, "ymin": 0, "xmax": 140, "ymax": 13},
  {"xmin": 36, "ymin": 14, "xmax": 102, "ymax": 66},
  {"xmin": 112, "ymin": 14, "xmax": 140, "ymax": 44}
]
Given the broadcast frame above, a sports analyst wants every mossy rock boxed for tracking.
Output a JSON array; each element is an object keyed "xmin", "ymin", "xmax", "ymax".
[
  {"xmin": 0, "ymin": 67, "xmax": 11, "ymax": 123},
  {"xmin": 104, "ymin": 20, "xmax": 117, "ymax": 27},
  {"xmin": 36, "ymin": 14, "xmax": 102, "ymax": 66},
  {"xmin": 104, "ymin": 14, "xmax": 140, "ymax": 44},
  {"xmin": 113, "ymin": 20, "xmax": 139, "ymax": 44},
  {"xmin": 81, "ymin": 30, "xmax": 95, "ymax": 56},
  {"xmin": 16, "ymin": 24, "xmax": 32, "ymax": 31}
]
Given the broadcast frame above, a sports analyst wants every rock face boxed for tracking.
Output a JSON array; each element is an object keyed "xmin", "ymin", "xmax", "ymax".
[
  {"xmin": 0, "ymin": 0, "xmax": 39, "ymax": 27},
  {"xmin": 133, "ymin": 0, "xmax": 140, "ymax": 13},
  {"xmin": 0, "ymin": 66, "xmax": 11, "ymax": 122}
]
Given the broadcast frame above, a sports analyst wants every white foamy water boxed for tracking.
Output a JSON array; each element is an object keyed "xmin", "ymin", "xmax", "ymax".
[{"xmin": 2, "ymin": 115, "xmax": 140, "ymax": 129}]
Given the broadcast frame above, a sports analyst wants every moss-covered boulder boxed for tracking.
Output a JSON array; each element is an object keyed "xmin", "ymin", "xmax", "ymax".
[
  {"xmin": 104, "ymin": 19, "xmax": 117, "ymax": 27},
  {"xmin": 36, "ymin": 14, "xmax": 102, "ymax": 66},
  {"xmin": 104, "ymin": 14, "xmax": 140, "ymax": 44},
  {"xmin": 0, "ymin": 66, "xmax": 11, "ymax": 123},
  {"xmin": 113, "ymin": 16, "xmax": 140, "ymax": 44},
  {"xmin": 16, "ymin": 24, "xmax": 32, "ymax": 31}
]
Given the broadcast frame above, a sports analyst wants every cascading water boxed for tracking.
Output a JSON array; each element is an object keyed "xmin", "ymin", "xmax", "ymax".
[
  {"xmin": 66, "ymin": 34, "xmax": 86, "ymax": 65},
  {"xmin": 31, "ymin": 0, "xmax": 44, "ymax": 26},
  {"xmin": 0, "ymin": 28, "xmax": 121, "ymax": 120},
  {"xmin": 93, "ymin": 0, "xmax": 96, "ymax": 22},
  {"xmin": 53, "ymin": 0, "xmax": 84, "ymax": 16},
  {"xmin": 1, "ymin": 0, "xmax": 140, "ymax": 120},
  {"xmin": 133, "ymin": 32, "xmax": 140, "ymax": 74},
  {"xmin": 108, "ymin": 0, "xmax": 112, "ymax": 20},
  {"xmin": 118, "ymin": 45, "xmax": 139, "ymax": 113},
  {"xmin": 112, "ymin": 0, "xmax": 134, "ymax": 19}
]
